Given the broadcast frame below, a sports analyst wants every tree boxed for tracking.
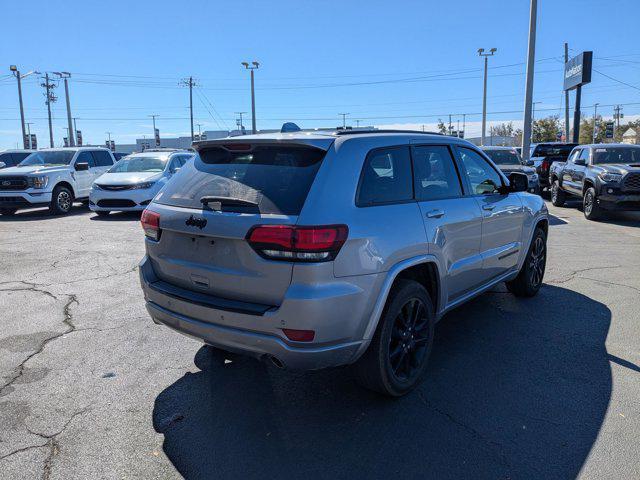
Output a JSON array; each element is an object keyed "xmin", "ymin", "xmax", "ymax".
[
  {"xmin": 489, "ymin": 122, "xmax": 515, "ymax": 138},
  {"xmin": 532, "ymin": 116, "xmax": 562, "ymax": 143},
  {"xmin": 437, "ymin": 119, "xmax": 447, "ymax": 135},
  {"xmin": 578, "ymin": 116, "xmax": 612, "ymax": 144}
]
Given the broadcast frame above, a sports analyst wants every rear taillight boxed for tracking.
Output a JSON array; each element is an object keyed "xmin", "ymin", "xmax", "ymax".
[
  {"xmin": 541, "ymin": 159, "xmax": 550, "ymax": 172},
  {"xmin": 246, "ymin": 224, "xmax": 348, "ymax": 262},
  {"xmin": 141, "ymin": 209, "xmax": 161, "ymax": 241}
]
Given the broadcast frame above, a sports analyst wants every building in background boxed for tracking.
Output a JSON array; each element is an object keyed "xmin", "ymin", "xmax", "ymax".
[
  {"xmin": 465, "ymin": 135, "xmax": 519, "ymax": 147},
  {"xmin": 622, "ymin": 128, "xmax": 638, "ymax": 145}
]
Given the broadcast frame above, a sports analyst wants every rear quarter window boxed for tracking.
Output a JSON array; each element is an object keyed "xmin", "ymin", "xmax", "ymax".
[
  {"xmin": 155, "ymin": 145, "xmax": 326, "ymax": 215},
  {"xmin": 356, "ymin": 146, "xmax": 413, "ymax": 206}
]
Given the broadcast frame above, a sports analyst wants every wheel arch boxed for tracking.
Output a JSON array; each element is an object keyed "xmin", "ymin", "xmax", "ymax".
[
  {"xmin": 52, "ymin": 180, "xmax": 77, "ymax": 198},
  {"xmin": 582, "ymin": 178, "xmax": 596, "ymax": 194}
]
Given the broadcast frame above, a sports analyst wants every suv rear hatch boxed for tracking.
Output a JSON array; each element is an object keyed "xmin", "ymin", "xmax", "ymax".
[{"xmin": 146, "ymin": 139, "xmax": 333, "ymax": 306}]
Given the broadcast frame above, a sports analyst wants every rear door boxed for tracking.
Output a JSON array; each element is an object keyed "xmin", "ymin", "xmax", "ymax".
[
  {"xmin": 455, "ymin": 146, "xmax": 524, "ymax": 279},
  {"xmin": 147, "ymin": 142, "xmax": 329, "ymax": 306},
  {"xmin": 91, "ymin": 150, "xmax": 115, "ymax": 181},
  {"xmin": 411, "ymin": 144, "xmax": 484, "ymax": 304}
]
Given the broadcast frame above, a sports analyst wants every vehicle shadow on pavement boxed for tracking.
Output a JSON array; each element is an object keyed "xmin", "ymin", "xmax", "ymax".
[
  {"xmin": 153, "ymin": 284, "xmax": 611, "ymax": 480},
  {"xmin": 0, "ymin": 205, "xmax": 89, "ymax": 222},
  {"xmin": 89, "ymin": 211, "xmax": 142, "ymax": 221}
]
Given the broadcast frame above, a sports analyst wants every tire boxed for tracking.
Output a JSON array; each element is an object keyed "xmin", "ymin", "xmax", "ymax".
[
  {"xmin": 353, "ymin": 279, "xmax": 435, "ymax": 397},
  {"xmin": 0, "ymin": 208, "xmax": 17, "ymax": 216},
  {"xmin": 49, "ymin": 185, "xmax": 74, "ymax": 215},
  {"xmin": 95, "ymin": 210, "xmax": 110, "ymax": 217},
  {"xmin": 551, "ymin": 180, "xmax": 566, "ymax": 207},
  {"xmin": 583, "ymin": 187, "xmax": 603, "ymax": 221},
  {"xmin": 506, "ymin": 227, "xmax": 547, "ymax": 297}
]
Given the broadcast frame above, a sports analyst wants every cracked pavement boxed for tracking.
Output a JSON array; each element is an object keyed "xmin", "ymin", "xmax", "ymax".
[{"xmin": 1, "ymin": 203, "xmax": 639, "ymax": 479}]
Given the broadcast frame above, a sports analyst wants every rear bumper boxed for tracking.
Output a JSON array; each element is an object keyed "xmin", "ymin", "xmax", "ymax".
[
  {"xmin": 0, "ymin": 191, "xmax": 52, "ymax": 209},
  {"xmin": 138, "ymin": 255, "xmax": 374, "ymax": 370}
]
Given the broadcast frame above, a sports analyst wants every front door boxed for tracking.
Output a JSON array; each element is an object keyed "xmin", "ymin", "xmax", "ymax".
[
  {"xmin": 72, "ymin": 151, "xmax": 95, "ymax": 198},
  {"xmin": 411, "ymin": 144, "xmax": 484, "ymax": 304},
  {"xmin": 455, "ymin": 146, "xmax": 525, "ymax": 280}
]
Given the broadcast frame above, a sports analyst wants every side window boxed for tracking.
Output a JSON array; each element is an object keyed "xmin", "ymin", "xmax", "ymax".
[
  {"xmin": 168, "ymin": 157, "xmax": 181, "ymax": 173},
  {"xmin": 92, "ymin": 150, "xmax": 114, "ymax": 167},
  {"xmin": 75, "ymin": 151, "xmax": 96, "ymax": 168},
  {"xmin": 457, "ymin": 147, "xmax": 503, "ymax": 195},
  {"xmin": 578, "ymin": 148, "xmax": 590, "ymax": 163},
  {"xmin": 412, "ymin": 145, "xmax": 463, "ymax": 201},
  {"xmin": 568, "ymin": 149, "xmax": 581, "ymax": 163},
  {"xmin": 356, "ymin": 146, "xmax": 413, "ymax": 206}
]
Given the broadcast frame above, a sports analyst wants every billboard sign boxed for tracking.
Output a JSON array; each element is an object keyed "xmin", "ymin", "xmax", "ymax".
[
  {"xmin": 564, "ymin": 51, "xmax": 593, "ymax": 91},
  {"xmin": 76, "ymin": 130, "xmax": 83, "ymax": 146},
  {"xmin": 605, "ymin": 121, "xmax": 614, "ymax": 139},
  {"xmin": 63, "ymin": 137, "xmax": 69, "ymax": 147},
  {"xmin": 30, "ymin": 134, "xmax": 37, "ymax": 149},
  {"xmin": 154, "ymin": 128, "xmax": 160, "ymax": 146}
]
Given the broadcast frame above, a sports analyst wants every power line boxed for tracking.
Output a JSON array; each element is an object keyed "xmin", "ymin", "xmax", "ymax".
[{"xmin": 593, "ymin": 68, "xmax": 640, "ymax": 92}]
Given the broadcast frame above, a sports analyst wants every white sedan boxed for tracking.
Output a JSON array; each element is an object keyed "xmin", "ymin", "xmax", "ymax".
[{"xmin": 89, "ymin": 150, "xmax": 194, "ymax": 216}]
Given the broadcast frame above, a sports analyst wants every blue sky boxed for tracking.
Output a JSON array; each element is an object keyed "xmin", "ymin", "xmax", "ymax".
[{"xmin": 2, "ymin": 0, "xmax": 639, "ymax": 149}]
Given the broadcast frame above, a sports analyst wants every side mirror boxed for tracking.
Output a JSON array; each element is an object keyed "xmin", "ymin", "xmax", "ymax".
[
  {"xmin": 574, "ymin": 158, "xmax": 586, "ymax": 166},
  {"xmin": 508, "ymin": 172, "xmax": 529, "ymax": 192},
  {"xmin": 75, "ymin": 162, "xmax": 89, "ymax": 171}
]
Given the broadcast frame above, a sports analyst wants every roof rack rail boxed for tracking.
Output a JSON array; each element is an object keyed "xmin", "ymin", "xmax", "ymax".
[{"xmin": 334, "ymin": 129, "xmax": 444, "ymax": 136}]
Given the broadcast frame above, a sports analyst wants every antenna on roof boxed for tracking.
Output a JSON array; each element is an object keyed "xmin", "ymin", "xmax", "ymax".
[{"xmin": 281, "ymin": 122, "xmax": 301, "ymax": 133}]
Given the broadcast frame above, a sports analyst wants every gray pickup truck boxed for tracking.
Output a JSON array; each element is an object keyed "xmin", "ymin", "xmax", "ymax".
[{"xmin": 549, "ymin": 144, "xmax": 640, "ymax": 220}]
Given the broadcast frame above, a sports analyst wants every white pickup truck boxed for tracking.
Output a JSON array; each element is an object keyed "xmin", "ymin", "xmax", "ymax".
[{"xmin": 0, "ymin": 147, "xmax": 116, "ymax": 215}]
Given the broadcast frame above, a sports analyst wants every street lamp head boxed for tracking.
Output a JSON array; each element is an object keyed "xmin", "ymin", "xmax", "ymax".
[
  {"xmin": 9, "ymin": 65, "xmax": 17, "ymax": 72},
  {"xmin": 241, "ymin": 62, "xmax": 249, "ymax": 68},
  {"xmin": 252, "ymin": 61, "xmax": 259, "ymax": 68},
  {"xmin": 477, "ymin": 48, "xmax": 484, "ymax": 55},
  {"xmin": 490, "ymin": 48, "xmax": 497, "ymax": 53}
]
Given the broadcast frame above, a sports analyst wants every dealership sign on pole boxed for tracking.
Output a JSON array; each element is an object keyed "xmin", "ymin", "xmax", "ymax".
[
  {"xmin": 564, "ymin": 51, "xmax": 593, "ymax": 144},
  {"xmin": 154, "ymin": 128, "xmax": 160, "ymax": 147},
  {"xmin": 76, "ymin": 130, "xmax": 83, "ymax": 146}
]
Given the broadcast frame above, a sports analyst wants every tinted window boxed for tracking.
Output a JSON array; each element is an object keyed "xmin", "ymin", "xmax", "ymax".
[
  {"xmin": 578, "ymin": 148, "xmax": 590, "ymax": 163},
  {"xmin": 458, "ymin": 147, "xmax": 503, "ymax": 195},
  {"xmin": 593, "ymin": 147, "xmax": 640, "ymax": 165},
  {"xmin": 357, "ymin": 146, "xmax": 413, "ymax": 206},
  {"xmin": 482, "ymin": 149, "xmax": 521, "ymax": 165},
  {"xmin": 0, "ymin": 152, "xmax": 31, "ymax": 167},
  {"xmin": 568, "ymin": 149, "xmax": 580, "ymax": 163},
  {"xmin": 156, "ymin": 145, "xmax": 326, "ymax": 215},
  {"xmin": 412, "ymin": 145, "xmax": 462, "ymax": 200},
  {"xmin": 92, "ymin": 150, "xmax": 114, "ymax": 167},
  {"xmin": 531, "ymin": 144, "xmax": 577, "ymax": 159},
  {"xmin": 75, "ymin": 151, "xmax": 96, "ymax": 167}
]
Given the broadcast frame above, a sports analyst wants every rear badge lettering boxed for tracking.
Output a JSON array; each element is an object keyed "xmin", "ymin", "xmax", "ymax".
[{"xmin": 185, "ymin": 215, "xmax": 207, "ymax": 229}]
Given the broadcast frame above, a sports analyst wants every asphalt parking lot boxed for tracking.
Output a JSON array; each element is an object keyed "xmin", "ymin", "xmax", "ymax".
[{"xmin": 1, "ymin": 200, "xmax": 639, "ymax": 480}]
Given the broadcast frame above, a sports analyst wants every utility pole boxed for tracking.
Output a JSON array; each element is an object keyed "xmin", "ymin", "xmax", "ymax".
[
  {"xmin": 180, "ymin": 77, "xmax": 196, "ymax": 140},
  {"xmin": 54, "ymin": 72, "xmax": 74, "ymax": 146},
  {"xmin": 41, "ymin": 73, "xmax": 57, "ymax": 148},
  {"xmin": 448, "ymin": 114, "xmax": 452, "ymax": 135},
  {"xmin": 592, "ymin": 103, "xmax": 599, "ymax": 143},
  {"xmin": 196, "ymin": 123, "xmax": 203, "ymax": 138},
  {"xmin": 478, "ymin": 48, "xmax": 497, "ymax": 146},
  {"xmin": 462, "ymin": 114, "xmax": 466, "ymax": 138},
  {"xmin": 564, "ymin": 43, "xmax": 570, "ymax": 140},
  {"xmin": 242, "ymin": 61, "xmax": 259, "ymax": 134},
  {"xmin": 106, "ymin": 131, "xmax": 112, "ymax": 142},
  {"xmin": 339, "ymin": 113, "xmax": 349, "ymax": 128},
  {"xmin": 25, "ymin": 122, "xmax": 34, "ymax": 149},
  {"xmin": 149, "ymin": 114, "xmax": 159, "ymax": 146},
  {"xmin": 356, "ymin": 119, "xmax": 361, "ymax": 128},
  {"xmin": 521, "ymin": 0, "xmax": 537, "ymax": 162},
  {"xmin": 457, "ymin": 119, "xmax": 460, "ymax": 137},
  {"xmin": 234, "ymin": 112, "xmax": 246, "ymax": 133},
  {"xmin": 613, "ymin": 105, "xmax": 623, "ymax": 138}
]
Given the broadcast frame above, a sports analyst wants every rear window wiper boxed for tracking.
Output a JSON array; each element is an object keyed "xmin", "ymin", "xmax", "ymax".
[{"xmin": 200, "ymin": 195, "xmax": 259, "ymax": 208}]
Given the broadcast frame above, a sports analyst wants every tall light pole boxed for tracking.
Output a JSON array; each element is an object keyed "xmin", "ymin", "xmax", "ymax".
[
  {"xmin": 592, "ymin": 103, "xmax": 599, "ymax": 143},
  {"xmin": 54, "ymin": 72, "xmax": 74, "ymax": 146},
  {"xmin": 242, "ymin": 61, "xmax": 259, "ymax": 134},
  {"xmin": 521, "ymin": 0, "xmax": 538, "ymax": 162},
  {"xmin": 180, "ymin": 77, "xmax": 196, "ymax": 140},
  {"xmin": 339, "ymin": 113, "xmax": 350, "ymax": 128},
  {"xmin": 196, "ymin": 123, "xmax": 203, "ymax": 138},
  {"xmin": 10, "ymin": 66, "xmax": 39, "ymax": 149},
  {"xmin": 564, "ymin": 43, "xmax": 570, "ymax": 140},
  {"xmin": 478, "ymin": 48, "xmax": 497, "ymax": 146}
]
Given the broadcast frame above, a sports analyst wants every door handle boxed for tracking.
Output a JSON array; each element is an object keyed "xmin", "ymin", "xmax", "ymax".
[
  {"xmin": 426, "ymin": 209, "xmax": 445, "ymax": 218},
  {"xmin": 482, "ymin": 204, "xmax": 496, "ymax": 211}
]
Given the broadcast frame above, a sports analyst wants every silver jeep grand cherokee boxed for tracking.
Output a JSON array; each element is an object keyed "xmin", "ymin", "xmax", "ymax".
[{"xmin": 139, "ymin": 129, "xmax": 548, "ymax": 396}]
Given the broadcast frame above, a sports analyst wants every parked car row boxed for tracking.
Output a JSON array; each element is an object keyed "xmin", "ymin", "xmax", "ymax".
[{"xmin": 0, "ymin": 147, "xmax": 194, "ymax": 216}]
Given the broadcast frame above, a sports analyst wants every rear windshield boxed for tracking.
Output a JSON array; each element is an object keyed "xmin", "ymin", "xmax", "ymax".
[
  {"xmin": 155, "ymin": 145, "xmax": 326, "ymax": 215},
  {"xmin": 109, "ymin": 155, "xmax": 167, "ymax": 173},
  {"xmin": 531, "ymin": 144, "xmax": 576, "ymax": 158},
  {"xmin": 483, "ymin": 149, "xmax": 521, "ymax": 165}
]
